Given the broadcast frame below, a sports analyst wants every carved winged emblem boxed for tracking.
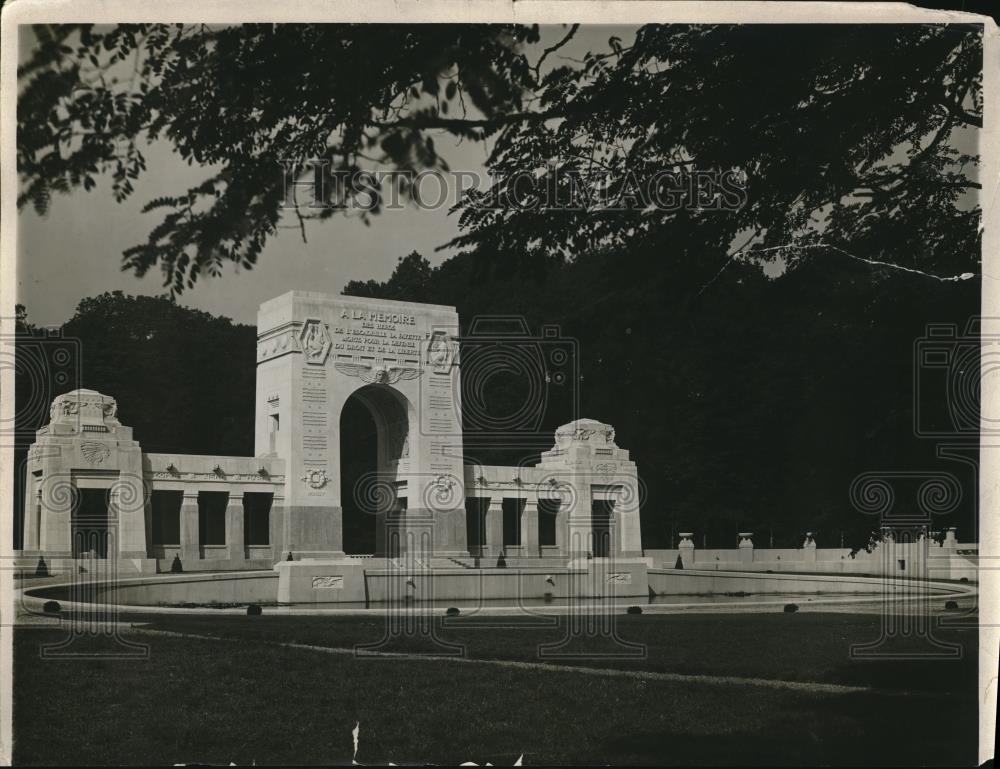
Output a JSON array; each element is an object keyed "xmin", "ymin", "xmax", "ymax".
[
  {"xmin": 80, "ymin": 441, "xmax": 111, "ymax": 465},
  {"xmin": 334, "ymin": 361, "xmax": 423, "ymax": 385}
]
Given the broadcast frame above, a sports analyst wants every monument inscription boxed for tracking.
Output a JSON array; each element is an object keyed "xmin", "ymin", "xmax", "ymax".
[{"xmin": 332, "ymin": 309, "xmax": 424, "ymax": 361}]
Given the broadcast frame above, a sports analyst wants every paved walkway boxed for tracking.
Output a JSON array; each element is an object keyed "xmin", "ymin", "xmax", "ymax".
[{"xmin": 109, "ymin": 625, "xmax": 879, "ymax": 695}]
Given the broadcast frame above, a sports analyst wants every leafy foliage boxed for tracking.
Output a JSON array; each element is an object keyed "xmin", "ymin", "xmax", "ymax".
[
  {"xmin": 18, "ymin": 23, "xmax": 981, "ymax": 289},
  {"xmin": 19, "ymin": 23, "xmax": 541, "ymax": 291},
  {"xmin": 449, "ymin": 24, "xmax": 981, "ymax": 281}
]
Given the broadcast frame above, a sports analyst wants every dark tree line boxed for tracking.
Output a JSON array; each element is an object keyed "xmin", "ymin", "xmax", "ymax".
[
  {"xmin": 344, "ymin": 247, "xmax": 979, "ymax": 549},
  {"xmin": 11, "ymin": 295, "xmax": 255, "ymax": 548}
]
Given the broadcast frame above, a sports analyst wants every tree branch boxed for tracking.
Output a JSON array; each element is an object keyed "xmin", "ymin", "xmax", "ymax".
[
  {"xmin": 940, "ymin": 100, "xmax": 982, "ymax": 128},
  {"xmin": 940, "ymin": 75, "xmax": 981, "ymax": 128},
  {"xmin": 533, "ymin": 24, "xmax": 580, "ymax": 80},
  {"xmin": 369, "ymin": 108, "xmax": 568, "ymax": 132}
]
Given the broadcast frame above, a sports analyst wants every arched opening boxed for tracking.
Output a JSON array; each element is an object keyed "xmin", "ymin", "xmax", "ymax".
[
  {"xmin": 339, "ymin": 385, "xmax": 410, "ymax": 556},
  {"xmin": 340, "ymin": 397, "xmax": 378, "ymax": 554}
]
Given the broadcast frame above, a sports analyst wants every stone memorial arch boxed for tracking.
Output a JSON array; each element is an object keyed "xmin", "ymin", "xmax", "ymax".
[
  {"xmin": 19, "ymin": 291, "xmax": 643, "ymax": 576},
  {"xmin": 254, "ymin": 292, "xmax": 467, "ymax": 559}
]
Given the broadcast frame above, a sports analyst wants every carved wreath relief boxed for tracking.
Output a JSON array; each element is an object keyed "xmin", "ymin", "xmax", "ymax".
[
  {"xmin": 432, "ymin": 474, "xmax": 455, "ymax": 491},
  {"xmin": 301, "ymin": 468, "xmax": 329, "ymax": 489}
]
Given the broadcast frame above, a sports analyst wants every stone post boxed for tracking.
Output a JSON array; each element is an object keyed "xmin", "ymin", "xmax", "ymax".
[
  {"xmin": 943, "ymin": 527, "xmax": 958, "ymax": 549},
  {"xmin": 522, "ymin": 498, "xmax": 539, "ymax": 557},
  {"xmin": 803, "ymin": 531, "xmax": 817, "ymax": 564},
  {"xmin": 226, "ymin": 493, "xmax": 245, "ymax": 562},
  {"xmin": 485, "ymin": 496, "xmax": 505, "ymax": 556},
  {"xmin": 180, "ymin": 492, "xmax": 200, "ymax": 564},
  {"xmin": 738, "ymin": 532, "xmax": 754, "ymax": 563},
  {"xmin": 678, "ymin": 532, "xmax": 695, "ymax": 568}
]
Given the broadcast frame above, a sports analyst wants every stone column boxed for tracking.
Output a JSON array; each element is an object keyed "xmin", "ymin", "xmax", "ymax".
[
  {"xmin": 39, "ymin": 474, "xmax": 73, "ymax": 557},
  {"xmin": 522, "ymin": 498, "xmax": 539, "ymax": 556},
  {"xmin": 226, "ymin": 493, "xmax": 245, "ymax": 562},
  {"xmin": 738, "ymin": 532, "xmax": 754, "ymax": 563},
  {"xmin": 113, "ymin": 475, "xmax": 149, "ymax": 560},
  {"xmin": 615, "ymin": 479, "xmax": 643, "ymax": 557},
  {"xmin": 552, "ymin": 501, "xmax": 567, "ymax": 556},
  {"xmin": 565, "ymin": 482, "xmax": 592, "ymax": 559},
  {"xmin": 678, "ymin": 532, "xmax": 695, "ymax": 568},
  {"xmin": 486, "ymin": 497, "xmax": 504, "ymax": 556},
  {"xmin": 24, "ymin": 485, "xmax": 41, "ymax": 553},
  {"xmin": 180, "ymin": 492, "xmax": 200, "ymax": 564}
]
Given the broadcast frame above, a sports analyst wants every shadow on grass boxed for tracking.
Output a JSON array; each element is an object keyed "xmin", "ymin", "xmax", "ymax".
[{"xmin": 599, "ymin": 690, "xmax": 976, "ymax": 766}]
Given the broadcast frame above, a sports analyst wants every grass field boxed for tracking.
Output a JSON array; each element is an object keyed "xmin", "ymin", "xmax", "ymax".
[{"xmin": 13, "ymin": 611, "xmax": 978, "ymax": 765}]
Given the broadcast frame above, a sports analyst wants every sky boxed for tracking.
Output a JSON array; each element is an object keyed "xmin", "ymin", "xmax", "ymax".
[{"xmin": 16, "ymin": 24, "xmax": 637, "ymax": 328}]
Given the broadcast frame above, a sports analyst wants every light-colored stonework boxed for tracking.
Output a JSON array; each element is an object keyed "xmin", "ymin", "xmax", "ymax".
[
  {"xmin": 20, "ymin": 389, "xmax": 287, "ymax": 574},
  {"xmin": 19, "ymin": 292, "xmax": 643, "ymax": 575},
  {"xmin": 255, "ymin": 292, "xmax": 468, "ymax": 559}
]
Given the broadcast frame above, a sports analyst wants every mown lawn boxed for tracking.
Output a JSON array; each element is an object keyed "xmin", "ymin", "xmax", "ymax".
[
  {"xmin": 13, "ymin": 612, "xmax": 978, "ymax": 765},
  {"xmin": 125, "ymin": 609, "xmax": 979, "ymax": 689}
]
